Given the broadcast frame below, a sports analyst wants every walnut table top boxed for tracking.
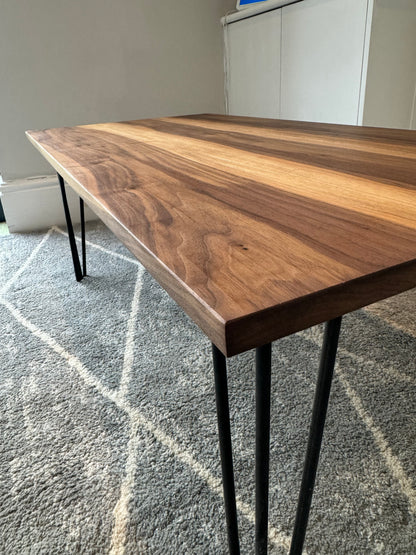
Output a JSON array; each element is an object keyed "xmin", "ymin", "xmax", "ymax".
[{"xmin": 26, "ymin": 115, "xmax": 416, "ymax": 355}]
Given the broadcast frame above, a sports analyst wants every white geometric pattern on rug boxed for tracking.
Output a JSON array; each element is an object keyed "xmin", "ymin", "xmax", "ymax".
[
  {"xmin": 1, "ymin": 224, "xmax": 415, "ymax": 553},
  {"xmin": 0, "ymin": 226, "xmax": 292, "ymax": 553}
]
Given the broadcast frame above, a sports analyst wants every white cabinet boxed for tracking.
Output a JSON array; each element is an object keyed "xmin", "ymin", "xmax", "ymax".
[
  {"xmin": 223, "ymin": 0, "xmax": 416, "ymax": 128},
  {"xmin": 226, "ymin": 9, "xmax": 281, "ymax": 118},
  {"xmin": 280, "ymin": 0, "xmax": 368, "ymax": 124},
  {"xmin": 362, "ymin": 0, "xmax": 416, "ymax": 129}
]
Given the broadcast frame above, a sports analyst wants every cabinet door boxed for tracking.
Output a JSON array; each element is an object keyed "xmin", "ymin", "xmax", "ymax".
[
  {"xmin": 363, "ymin": 0, "xmax": 416, "ymax": 129},
  {"xmin": 226, "ymin": 9, "xmax": 281, "ymax": 118},
  {"xmin": 281, "ymin": 0, "xmax": 368, "ymax": 125}
]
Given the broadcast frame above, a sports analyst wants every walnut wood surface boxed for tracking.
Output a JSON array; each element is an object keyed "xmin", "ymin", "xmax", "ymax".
[{"xmin": 26, "ymin": 115, "xmax": 416, "ymax": 356}]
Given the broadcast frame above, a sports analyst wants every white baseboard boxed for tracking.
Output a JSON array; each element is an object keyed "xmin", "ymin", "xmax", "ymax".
[{"xmin": 0, "ymin": 175, "xmax": 97, "ymax": 233}]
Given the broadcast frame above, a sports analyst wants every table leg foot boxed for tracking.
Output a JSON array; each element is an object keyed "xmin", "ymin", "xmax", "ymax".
[
  {"xmin": 212, "ymin": 344, "xmax": 240, "ymax": 555},
  {"xmin": 289, "ymin": 317, "xmax": 342, "ymax": 555},
  {"xmin": 256, "ymin": 343, "xmax": 272, "ymax": 555},
  {"xmin": 57, "ymin": 173, "xmax": 85, "ymax": 282}
]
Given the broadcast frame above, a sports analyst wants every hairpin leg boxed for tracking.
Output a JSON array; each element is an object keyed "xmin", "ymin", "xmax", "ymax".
[
  {"xmin": 255, "ymin": 343, "xmax": 272, "ymax": 555},
  {"xmin": 80, "ymin": 197, "xmax": 87, "ymax": 277},
  {"xmin": 212, "ymin": 344, "xmax": 240, "ymax": 555},
  {"xmin": 289, "ymin": 317, "xmax": 342, "ymax": 554},
  {"xmin": 57, "ymin": 173, "xmax": 84, "ymax": 282},
  {"xmin": 212, "ymin": 342, "xmax": 273, "ymax": 555}
]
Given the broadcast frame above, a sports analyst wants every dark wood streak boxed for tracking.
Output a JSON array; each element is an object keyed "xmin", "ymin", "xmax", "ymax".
[
  {"xmin": 184, "ymin": 114, "xmax": 416, "ymax": 146},
  {"xmin": 26, "ymin": 115, "xmax": 416, "ymax": 356}
]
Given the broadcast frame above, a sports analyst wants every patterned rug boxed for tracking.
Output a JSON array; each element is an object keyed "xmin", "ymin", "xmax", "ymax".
[{"xmin": 0, "ymin": 222, "xmax": 415, "ymax": 554}]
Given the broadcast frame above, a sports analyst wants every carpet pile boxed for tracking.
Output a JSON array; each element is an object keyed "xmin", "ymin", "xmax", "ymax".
[{"xmin": 0, "ymin": 222, "xmax": 415, "ymax": 554}]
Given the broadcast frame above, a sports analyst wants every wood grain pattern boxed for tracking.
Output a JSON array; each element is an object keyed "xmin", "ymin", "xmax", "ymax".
[{"xmin": 26, "ymin": 115, "xmax": 416, "ymax": 356}]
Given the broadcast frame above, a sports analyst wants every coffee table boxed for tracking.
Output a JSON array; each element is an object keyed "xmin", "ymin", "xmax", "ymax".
[{"xmin": 27, "ymin": 114, "xmax": 416, "ymax": 554}]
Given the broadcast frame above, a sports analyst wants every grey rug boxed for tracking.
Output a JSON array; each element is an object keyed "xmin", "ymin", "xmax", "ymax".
[{"xmin": 0, "ymin": 221, "xmax": 415, "ymax": 554}]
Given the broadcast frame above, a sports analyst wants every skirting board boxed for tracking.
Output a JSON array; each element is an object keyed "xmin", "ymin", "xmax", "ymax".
[{"xmin": 0, "ymin": 175, "xmax": 97, "ymax": 233}]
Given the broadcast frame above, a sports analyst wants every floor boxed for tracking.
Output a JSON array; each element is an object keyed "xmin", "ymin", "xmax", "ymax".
[{"xmin": 0, "ymin": 222, "xmax": 415, "ymax": 553}]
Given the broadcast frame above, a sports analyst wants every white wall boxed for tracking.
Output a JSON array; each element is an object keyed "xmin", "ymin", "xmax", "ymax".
[
  {"xmin": 412, "ymin": 91, "xmax": 416, "ymax": 130},
  {"xmin": 363, "ymin": 0, "xmax": 416, "ymax": 129},
  {"xmin": 0, "ymin": 0, "xmax": 235, "ymax": 181}
]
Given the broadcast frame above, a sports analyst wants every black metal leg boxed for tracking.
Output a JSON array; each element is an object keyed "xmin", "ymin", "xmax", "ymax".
[
  {"xmin": 80, "ymin": 197, "xmax": 87, "ymax": 276},
  {"xmin": 289, "ymin": 317, "xmax": 342, "ymax": 555},
  {"xmin": 57, "ymin": 173, "xmax": 83, "ymax": 282},
  {"xmin": 255, "ymin": 343, "xmax": 272, "ymax": 555},
  {"xmin": 212, "ymin": 344, "xmax": 240, "ymax": 555}
]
